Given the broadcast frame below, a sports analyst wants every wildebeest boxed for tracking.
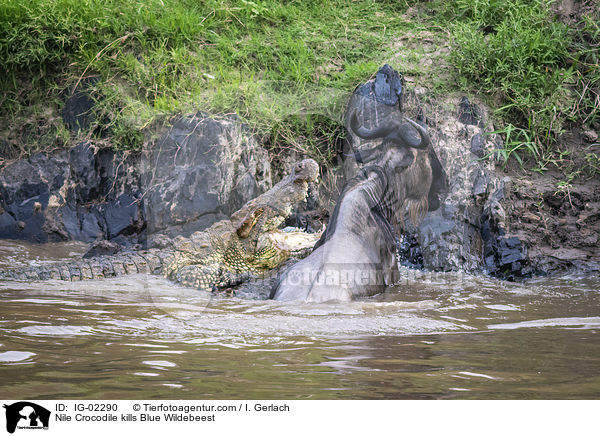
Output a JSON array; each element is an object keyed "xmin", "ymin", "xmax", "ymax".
[{"xmin": 271, "ymin": 107, "xmax": 446, "ymax": 302}]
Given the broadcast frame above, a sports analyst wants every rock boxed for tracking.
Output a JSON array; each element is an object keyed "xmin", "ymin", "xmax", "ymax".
[
  {"xmin": 140, "ymin": 112, "xmax": 272, "ymax": 238},
  {"xmin": 0, "ymin": 113, "xmax": 272, "ymax": 246},
  {"xmin": 0, "ymin": 152, "xmax": 69, "ymax": 242},
  {"xmin": 62, "ymin": 77, "xmax": 100, "ymax": 133},
  {"xmin": 404, "ymin": 94, "xmax": 495, "ymax": 272},
  {"xmin": 69, "ymin": 141, "xmax": 101, "ymax": 200},
  {"xmin": 397, "ymin": 232, "xmax": 423, "ymax": 268},
  {"xmin": 479, "ymin": 182, "xmax": 529, "ymax": 279},
  {"xmin": 59, "ymin": 145, "xmax": 143, "ymax": 243},
  {"xmin": 101, "ymin": 193, "xmax": 143, "ymax": 239},
  {"xmin": 582, "ymin": 129, "xmax": 598, "ymax": 143},
  {"xmin": 413, "ymin": 94, "xmax": 530, "ymax": 277},
  {"xmin": 471, "ymin": 168, "xmax": 490, "ymax": 201},
  {"xmin": 458, "ymin": 96, "xmax": 483, "ymax": 127},
  {"xmin": 470, "ymin": 133, "xmax": 487, "ymax": 158}
]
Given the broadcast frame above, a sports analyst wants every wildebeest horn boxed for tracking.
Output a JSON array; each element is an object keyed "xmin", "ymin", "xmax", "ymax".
[
  {"xmin": 402, "ymin": 117, "xmax": 430, "ymax": 149},
  {"xmin": 350, "ymin": 109, "xmax": 395, "ymax": 140},
  {"xmin": 348, "ymin": 108, "xmax": 430, "ymax": 152},
  {"xmin": 348, "ymin": 110, "xmax": 384, "ymax": 163}
]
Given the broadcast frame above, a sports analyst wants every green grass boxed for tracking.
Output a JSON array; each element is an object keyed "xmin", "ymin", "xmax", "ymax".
[
  {"xmin": 0, "ymin": 0, "xmax": 597, "ymax": 176},
  {"xmin": 483, "ymin": 124, "xmax": 540, "ymax": 170},
  {"xmin": 423, "ymin": 0, "xmax": 599, "ymax": 173},
  {"xmin": 0, "ymin": 0, "xmax": 415, "ymax": 164}
]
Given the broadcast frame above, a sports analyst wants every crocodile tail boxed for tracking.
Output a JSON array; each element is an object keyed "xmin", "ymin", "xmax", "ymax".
[{"xmin": 0, "ymin": 249, "xmax": 177, "ymax": 282}]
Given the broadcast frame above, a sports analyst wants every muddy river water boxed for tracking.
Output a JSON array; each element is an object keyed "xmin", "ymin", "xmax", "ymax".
[{"xmin": 0, "ymin": 241, "xmax": 599, "ymax": 399}]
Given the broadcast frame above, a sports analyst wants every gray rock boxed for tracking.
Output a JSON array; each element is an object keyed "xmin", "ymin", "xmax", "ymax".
[
  {"xmin": 62, "ymin": 77, "xmax": 100, "ymax": 133},
  {"xmin": 0, "ymin": 113, "xmax": 272, "ymax": 246},
  {"xmin": 471, "ymin": 168, "xmax": 490, "ymax": 201},
  {"xmin": 69, "ymin": 141, "xmax": 101, "ymax": 201},
  {"xmin": 0, "ymin": 152, "xmax": 69, "ymax": 242},
  {"xmin": 140, "ymin": 112, "xmax": 272, "ymax": 238},
  {"xmin": 407, "ymin": 93, "xmax": 532, "ymax": 278},
  {"xmin": 101, "ymin": 193, "xmax": 143, "ymax": 239},
  {"xmin": 470, "ymin": 133, "xmax": 487, "ymax": 158},
  {"xmin": 399, "ymin": 95, "xmax": 493, "ymax": 272},
  {"xmin": 458, "ymin": 96, "xmax": 483, "ymax": 127}
]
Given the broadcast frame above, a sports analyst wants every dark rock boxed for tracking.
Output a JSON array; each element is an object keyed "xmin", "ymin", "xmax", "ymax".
[
  {"xmin": 81, "ymin": 211, "xmax": 103, "ymax": 240},
  {"xmin": 0, "ymin": 152, "xmax": 69, "ymax": 242},
  {"xmin": 83, "ymin": 240, "xmax": 123, "ymax": 258},
  {"xmin": 501, "ymin": 236, "xmax": 521, "ymax": 249},
  {"xmin": 397, "ymin": 233, "xmax": 423, "ymax": 269},
  {"xmin": 0, "ymin": 113, "xmax": 272, "ymax": 246},
  {"xmin": 69, "ymin": 141, "xmax": 101, "ymax": 201},
  {"xmin": 62, "ymin": 77, "xmax": 100, "ymax": 133},
  {"xmin": 101, "ymin": 194, "xmax": 143, "ymax": 239},
  {"xmin": 470, "ymin": 133, "xmax": 487, "ymax": 158},
  {"xmin": 471, "ymin": 168, "xmax": 490, "ymax": 200},
  {"xmin": 60, "ymin": 206, "xmax": 82, "ymax": 240},
  {"xmin": 491, "ymin": 179, "xmax": 508, "ymax": 203},
  {"xmin": 458, "ymin": 96, "xmax": 483, "ymax": 127},
  {"xmin": 140, "ymin": 112, "xmax": 272, "ymax": 238},
  {"xmin": 480, "ymin": 196, "xmax": 528, "ymax": 279}
]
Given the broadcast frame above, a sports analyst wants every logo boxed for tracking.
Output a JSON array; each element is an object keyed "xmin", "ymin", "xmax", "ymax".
[{"xmin": 3, "ymin": 402, "xmax": 50, "ymax": 434}]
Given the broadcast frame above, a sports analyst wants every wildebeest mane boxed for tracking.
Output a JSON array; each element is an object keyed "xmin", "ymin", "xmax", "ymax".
[{"xmin": 313, "ymin": 165, "xmax": 395, "ymax": 250}]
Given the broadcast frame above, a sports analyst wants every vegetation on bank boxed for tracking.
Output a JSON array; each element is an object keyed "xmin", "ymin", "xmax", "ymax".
[
  {"xmin": 0, "ymin": 0, "xmax": 406, "ymax": 162},
  {"xmin": 429, "ymin": 0, "xmax": 599, "ymax": 179},
  {"xmin": 0, "ymin": 0, "xmax": 598, "ymax": 176}
]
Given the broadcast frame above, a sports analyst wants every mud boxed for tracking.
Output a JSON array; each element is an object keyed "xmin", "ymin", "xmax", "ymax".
[{"xmin": 506, "ymin": 142, "xmax": 600, "ymax": 274}]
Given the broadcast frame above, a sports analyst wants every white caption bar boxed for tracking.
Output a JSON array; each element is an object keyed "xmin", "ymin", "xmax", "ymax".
[{"xmin": 0, "ymin": 400, "xmax": 596, "ymax": 435}]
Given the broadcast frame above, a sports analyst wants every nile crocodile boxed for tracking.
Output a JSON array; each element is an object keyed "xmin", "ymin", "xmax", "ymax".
[{"xmin": 0, "ymin": 159, "xmax": 321, "ymax": 291}]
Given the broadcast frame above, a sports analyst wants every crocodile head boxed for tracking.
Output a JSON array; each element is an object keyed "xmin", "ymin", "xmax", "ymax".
[
  {"xmin": 235, "ymin": 158, "xmax": 321, "ymax": 269},
  {"xmin": 291, "ymin": 158, "xmax": 319, "ymax": 184}
]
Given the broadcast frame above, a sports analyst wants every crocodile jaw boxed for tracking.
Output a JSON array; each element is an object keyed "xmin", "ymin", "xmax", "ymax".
[{"xmin": 263, "ymin": 229, "xmax": 322, "ymax": 255}]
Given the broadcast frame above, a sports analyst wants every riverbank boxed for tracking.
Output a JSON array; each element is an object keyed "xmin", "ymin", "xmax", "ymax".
[
  {"xmin": 0, "ymin": 0, "xmax": 598, "ymax": 277},
  {"xmin": 506, "ymin": 150, "xmax": 600, "ymax": 274},
  {"xmin": 1, "ymin": 1, "xmax": 597, "ymax": 163}
]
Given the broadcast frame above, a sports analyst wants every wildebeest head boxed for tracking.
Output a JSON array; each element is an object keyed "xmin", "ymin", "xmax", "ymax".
[
  {"xmin": 348, "ymin": 108, "xmax": 447, "ymax": 224},
  {"xmin": 349, "ymin": 108, "xmax": 430, "ymax": 159}
]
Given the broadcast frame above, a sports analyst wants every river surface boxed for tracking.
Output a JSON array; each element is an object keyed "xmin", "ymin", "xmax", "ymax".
[{"xmin": 0, "ymin": 241, "xmax": 599, "ymax": 399}]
